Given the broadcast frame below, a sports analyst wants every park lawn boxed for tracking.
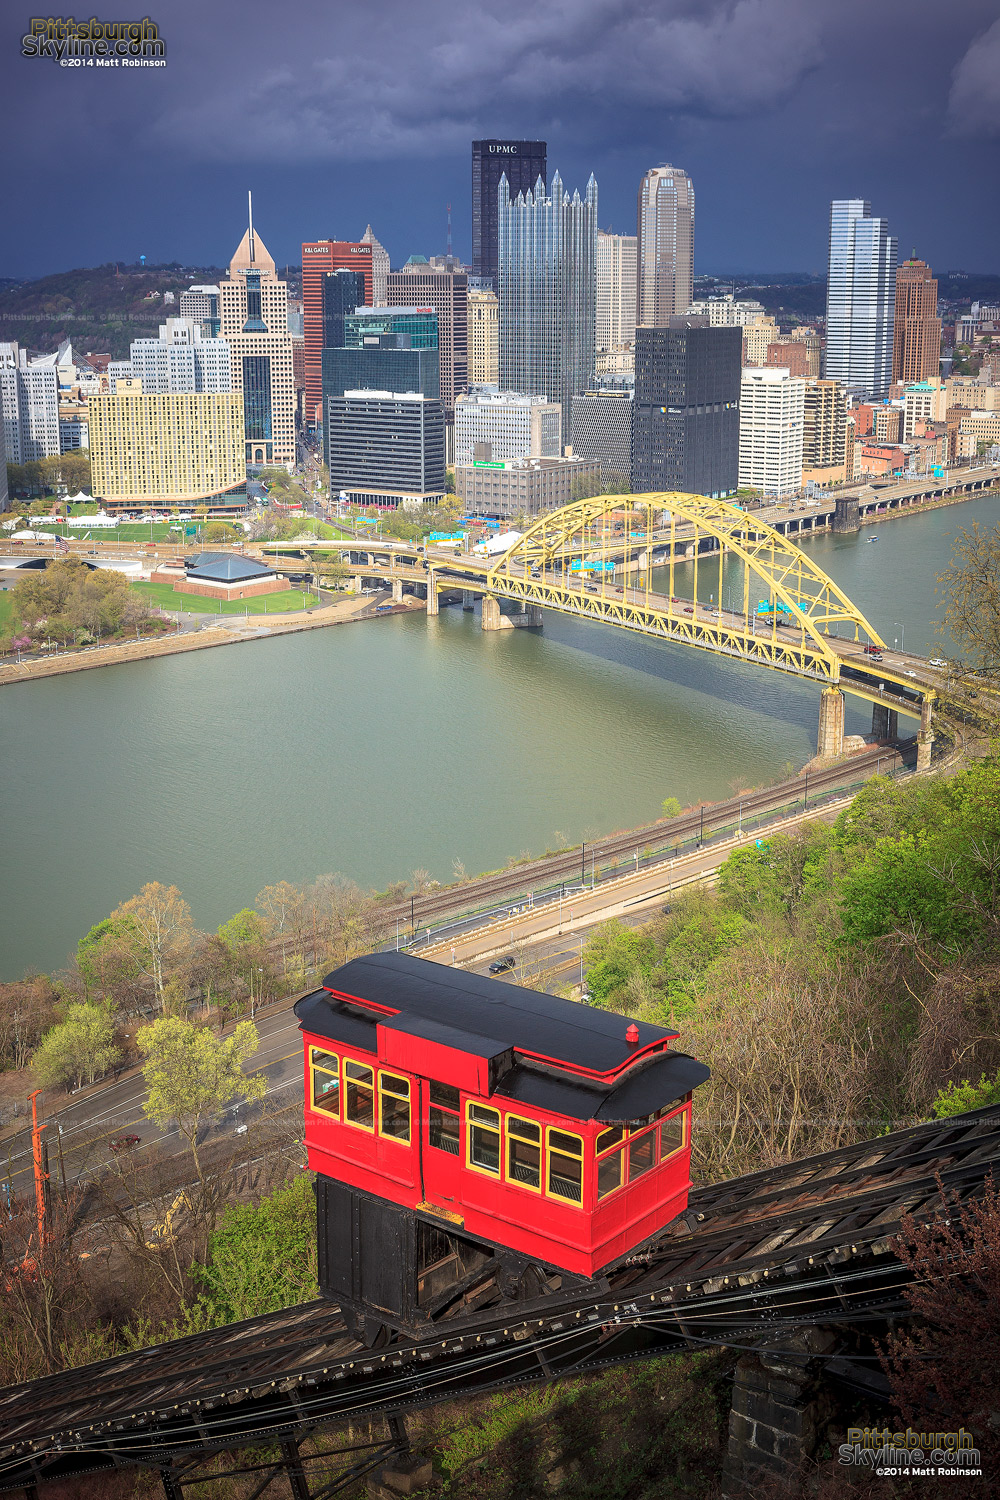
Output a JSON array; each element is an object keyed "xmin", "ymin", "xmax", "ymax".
[
  {"xmin": 130, "ymin": 581, "xmax": 318, "ymax": 616},
  {"xmin": 0, "ymin": 593, "xmax": 16, "ymax": 631}
]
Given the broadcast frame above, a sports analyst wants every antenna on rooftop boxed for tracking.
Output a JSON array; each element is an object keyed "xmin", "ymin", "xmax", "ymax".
[
  {"xmin": 248, "ymin": 189, "xmax": 256, "ymax": 264},
  {"xmin": 446, "ymin": 202, "xmax": 452, "ymax": 260}
]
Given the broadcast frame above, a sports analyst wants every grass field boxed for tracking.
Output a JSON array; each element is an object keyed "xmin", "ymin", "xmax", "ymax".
[
  {"xmin": 13, "ymin": 518, "xmax": 349, "ymax": 544},
  {"xmin": 130, "ymin": 581, "xmax": 318, "ymax": 616},
  {"xmin": 0, "ymin": 593, "xmax": 15, "ymax": 631}
]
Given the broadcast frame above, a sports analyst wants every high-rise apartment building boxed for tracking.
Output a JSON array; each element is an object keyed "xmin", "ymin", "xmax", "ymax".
[
  {"xmin": 326, "ymin": 390, "xmax": 445, "ymax": 508},
  {"xmin": 498, "ymin": 170, "xmax": 598, "ymax": 435},
  {"xmin": 596, "ymin": 231, "xmax": 637, "ymax": 353},
  {"xmin": 632, "ymin": 319, "xmax": 740, "ymax": 497},
  {"xmin": 823, "ymin": 200, "xmax": 897, "ymax": 398},
  {"xmin": 219, "ymin": 210, "xmax": 296, "ymax": 467},
  {"xmin": 685, "ymin": 295, "xmax": 764, "ymax": 327},
  {"xmin": 570, "ymin": 388, "xmax": 634, "ymax": 488},
  {"xmin": 89, "ymin": 390, "xmax": 246, "ymax": 509},
  {"xmin": 111, "ymin": 317, "xmax": 231, "ymax": 394},
  {"xmin": 454, "ymin": 389, "xmax": 561, "ymax": 467},
  {"xmin": 892, "ymin": 256, "xmax": 941, "ymax": 385},
  {"xmin": 802, "ymin": 378, "xmax": 848, "ymax": 476},
  {"xmin": 387, "ymin": 265, "xmax": 467, "ymax": 419},
  {"xmin": 361, "ymin": 225, "xmax": 390, "ymax": 306},
  {"xmin": 301, "ymin": 239, "xmax": 373, "ymax": 420},
  {"xmin": 0, "ymin": 344, "xmax": 60, "ymax": 464},
  {"xmin": 739, "ymin": 367, "xmax": 805, "ymax": 498},
  {"xmin": 472, "ymin": 139, "xmax": 547, "ymax": 291},
  {"xmin": 636, "ymin": 165, "xmax": 694, "ymax": 326},
  {"xmin": 468, "ymin": 289, "xmax": 499, "ymax": 385}
]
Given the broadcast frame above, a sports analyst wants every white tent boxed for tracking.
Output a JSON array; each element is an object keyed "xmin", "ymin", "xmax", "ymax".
[
  {"xmin": 64, "ymin": 492, "xmax": 93, "ymax": 505},
  {"xmin": 10, "ymin": 530, "xmax": 52, "ymax": 541}
]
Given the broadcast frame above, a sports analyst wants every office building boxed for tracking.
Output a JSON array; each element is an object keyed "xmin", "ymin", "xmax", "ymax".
[
  {"xmin": 113, "ymin": 317, "xmax": 232, "ymax": 395},
  {"xmin": 388, "ymin": 265, "xmax": 467, "ymax": 419},
  {"xmin": 892, "ymin": 256, "xmax": 941, "ymax": 385},
  {"xmin": 326, "ymin": 390, "xmax": 445, "ymax": 508},
  {"xmin": 956, "ymin": 409, "xmax": 1000, "ymax": 459},
  {"xmin": 570, "ymin": 388, "xmax": 633, "ymax": 489},
  {"xmin": 456, "ymin": 455, "xmax": 601, "ymax": 520},
  {"xmin": 903, "ymin": 380, "xmax": 947, "ymax": 439},
  {"xmin": 636, "ymin": 165, "xmax": 695, "ymax": 325},
  {"xmin": 0, "ymin": 416, "xmax": 8, "ymax": 511},
  {"xmin": 454, "ymin": 388, "xmax": 561, "ymax": 467},
  {"xmin": 179, "ymin": 284, "xmax": 221, "ymax": 336},
  {"xmin": 685, "ymin": 295, "xmax": 764, "ymax": 327},
  {"xmin": 0, "ymin": 345, "xmax": 60, "ymax": 463},
  {"xmin": 468, "ymin": 289, "xmax": 499, "ymax": 386},
  {"xmin": 321, "ymin": 307, "xmax": 440, "ymax": 463},
  {"xmin": 89, "ymin": 389, "xmax": 246, "ymax": 509},
  {"xmin": 219, "ymin": 208, "xmax": 296, "ymax": 467},
  {"xmin": 743, "ymin": 315, "xmax": 779, "ymax": 367},
  {"xmin": 58, "ymin": 412, "xmax": 89, "ymax": 452},
  {"xmin": 802, "ymin": 378, "xmax": 848, "ymax": 481},
  {"xmin": 632, "ymin": 319, "xmax": 740, "ymax": 497},
  {"xmin": 322, "ymin": 270, "xmax": 367, "ymax": 354},
  {"xmin": 361, "ymin": 225, "xmax": 390, "ymax": 306},
  {"xmin": 596, "ymin": 231, "xmax": 637, "ymax": 353},
  {"xmin": 498, "ymin": 170, "xmax": 598, "ymax": 435},
  {"xmin": 873, "ymin": 405, "xmax": 903, "ymax": 444},
  {"xmin": 789, "ymin": 327, "xmax": 823, "ymax": 377},
  {"xmin": 823, "ymin": 199, "xmax": 898, "ymax": 398},
  {"xmin": 472, "ymin": 139, "xmax": 547, "ymax": 290},
  {"xmin": 765, "ymin": 341, "xmax": 809, "ymax": 377},
  {"xmin": 301, "ymin": 239, "xmax": 373, "ymax": 418},
  {"xmin": 739, "ymin": 367, "xmax": 805, "ymax": 498}
]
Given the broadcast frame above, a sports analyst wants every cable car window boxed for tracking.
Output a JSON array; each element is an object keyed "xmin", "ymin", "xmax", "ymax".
[
  {"xmin": 379, "ymin": 1072, "xmax": 410, "ymax": 1143},
  {"xmin": 659, "ymin": 1109, "xmax": 686, "ymax": 1160},
  {"xmin": 310, "ymin": 1049, "xmax": 340, "ymax": 1115},
  {"xmin": 547, "ymin": 1128, "xmax": 583, "ymax": 1203},
  {"xmin": 430, "ymin": 1081, "xmax": 460, "ymax": 1111},
  {"xmin": 596, "ymin": 1126, "xmax": 623, "ymax": 1153},
  {"xmin": 629, "ymin": 1127, "xmax": 656, "ymax": 1181},
  {"xmin": 597, "ymin": 1149, "xmax": 623, "ymax": 1200},
  {"xmin": 506, "ymin": 1116, "xmax": 541, "ymax": 1189},
  {"xmin": 467, "ymin": 1103, "xmax": 501, "ymax": 1175},
  {"xmin": 344, "ymin": 1060, "xmax": 375, "ymax": 1130}
]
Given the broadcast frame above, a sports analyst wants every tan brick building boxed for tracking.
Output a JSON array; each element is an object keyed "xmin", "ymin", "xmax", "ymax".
[{"xmin": 89, "ymin": 389, "xmax": 245, "ymax": 509}]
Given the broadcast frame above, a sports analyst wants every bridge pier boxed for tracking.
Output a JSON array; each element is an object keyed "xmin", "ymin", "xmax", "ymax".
[
  {"xmin": 392, "ymin": 579, "xmax": 403, "ymax": 603},
  {"xmin": 481, "ymin": 594, "xmax": 503, "ymax": 631},
  {"xmin": 721, "ymin": 1328, "xmax": 839, "ymax": 1498},
  {"xmin": 350, "ymin": 575, "xmax": 363, "ymax": 594},
  {"xmin": 426, "ymin": 570, "xmax": 439, "ymax": 617},
  {"xmin": 832, "ymin": 494, "xmax": 860, "ymax": 533},
  {"xmin": 917, "ymin": 698, "xmax": 934, "ymax": 771},
  {"xmin": 871, "ymin": 702, "xmax": 898, "ymax": 740},
  {"xmin": 462, "ymin": 589, "xmax": 476, "ymax": 612},
  {"xmin": 817, "ymin": 687, "xmax": 845, "ymax": 758}
]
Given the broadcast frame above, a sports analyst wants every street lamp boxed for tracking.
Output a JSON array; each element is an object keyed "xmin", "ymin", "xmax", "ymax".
[{"xmin": 893, "ymin": 621, "xmax": 905, "ymax": 653}]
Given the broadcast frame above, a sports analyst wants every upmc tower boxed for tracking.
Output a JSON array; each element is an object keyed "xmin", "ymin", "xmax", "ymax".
[
  {"xmin": 302, "ymin": 241, "xmax": 374, "ymax": 424},
  {"xmin": 472, "ymin": 139, "xmax": 546, "ymax": 291}
]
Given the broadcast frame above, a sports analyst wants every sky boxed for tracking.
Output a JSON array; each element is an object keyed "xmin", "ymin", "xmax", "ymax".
[{"xmin": 4, "ymin": 0, "xmax": 1000, "ymax": 281}]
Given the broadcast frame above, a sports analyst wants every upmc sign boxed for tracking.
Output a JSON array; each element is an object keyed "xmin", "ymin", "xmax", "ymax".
[{"xmin": 488, "ymin": 144, "xmax": 519, "ymax": 154}]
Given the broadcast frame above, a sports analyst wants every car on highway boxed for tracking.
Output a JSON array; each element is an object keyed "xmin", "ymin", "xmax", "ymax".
[
  {"xmin": 929, "ymin": 658, "xmax": 947, "ymax": 667},
  {"xmin": 488, "ymin": 955, "xmax": 516, "ymax": 974},
  {"xmin": 863, "ymin": 644, "xmax": 882, "ymax": 655},
  {"xmin": 109, "ymin": 1135, "xmax": 140, "ymax": 1151}
]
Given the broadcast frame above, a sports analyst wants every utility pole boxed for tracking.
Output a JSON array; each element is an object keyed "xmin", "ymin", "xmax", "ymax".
[{"xmin": 581, "ymin": 841, "xmax": 586, "ymax": 884}]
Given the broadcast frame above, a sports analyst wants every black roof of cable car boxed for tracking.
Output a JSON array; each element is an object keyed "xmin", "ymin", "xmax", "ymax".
[{"xmin": 305, "ymin": 952, "xmax": 679, "ymax": 1075}]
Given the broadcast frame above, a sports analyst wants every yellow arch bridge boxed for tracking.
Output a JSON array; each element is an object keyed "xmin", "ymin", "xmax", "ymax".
[{"xmin": 420, "ymin": 493, "xmax": 937, "ymax": 764}]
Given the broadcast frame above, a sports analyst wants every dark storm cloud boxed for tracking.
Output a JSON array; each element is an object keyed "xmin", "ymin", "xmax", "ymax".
[{"xmin": 948, "ymin": 17, "xmax": 1000, "ymax": 137}]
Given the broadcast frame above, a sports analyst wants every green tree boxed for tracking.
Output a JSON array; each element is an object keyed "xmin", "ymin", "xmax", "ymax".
[
  {"xmin": 203, "ymin": 521, "xmax": 238, "ymax": 543},
  {"xmin": 32, "ymin": 1001, "xmax": 121, "ymax": 1091},
  {"xmin": 660, "ymin": 796, "xmax": 683, "ymax": 819},
  {"xmin": 932, "ymin": 1069, "xmax": 1000, "ymax": 1119},
  {"xmin": 111, "ymin": 883, "xmax": 197, "ymax": 1012},
  {"xmin": 190, "ymin": 1174, "xmax": 319, "ymax": 1324},
  {"xmin": 138, "ymin": 1016, "xmax": 266, "ymax": 1185},
  {"xmin": 76, "ymin": 913, "xmax": 146, "ymax": 1010}
]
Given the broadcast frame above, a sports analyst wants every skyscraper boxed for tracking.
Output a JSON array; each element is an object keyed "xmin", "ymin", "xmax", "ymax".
[
  {"xmin": 468, "ymin": 289, "xmax": 499, "ymax": 385},
  {"xmin": 322, "ymin": 270, "xmax": 367, "ymax": 354},
  {"xmin": 387, "ymin": 264, "xmax": 467, "ymax": 420},
  {"xmin": 823, "ymin": 200, "xmax": 898, "ymax": 399},
  {"xmin": 219, "ymin": 202, "xmax": 296, "ymax": 467},
  {"xmin": 321, "ymin": 307, "xmax": 440, "ymax": 472},
  {"xmin": 498, "ymin": 170, "xmax": 597, "ymax": 434},
  {"xmin": 636, "ymin": 165, "xmax": 694, "ymax": 326},
  {"xmin": 472, "ymin": 139, "xmax": 547, "ymax": 291},
  {"xmin": 632, "ymin": 319, "xmax": 740, "ymax": 497},
  {"xmin": 301, "ymin": 239, "xmax": 373, "ymax": 422},
  {"xmin": 596, "ymin": 231, "xmax": 637, "ymax": 353},
  {"xmin": 738, "ymin": 367, "xmax": 805, "ymax": 498},
  {"xmin": 361, "ymin": 225, "xmax": 390, "ymax": 306},
  {"xmin": 892, "ymin": 255, "xmax": 941, "ymax": 385}
]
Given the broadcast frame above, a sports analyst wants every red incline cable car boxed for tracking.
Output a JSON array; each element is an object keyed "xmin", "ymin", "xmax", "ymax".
[{"xmin": 296, "ymin": 953, "xmax": 709, "ymax": 1343}]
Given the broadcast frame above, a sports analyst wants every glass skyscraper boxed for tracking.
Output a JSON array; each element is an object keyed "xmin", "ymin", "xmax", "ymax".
[
  {"xmin": 823, "ymin": 200, "xmax": 898, "ymax": 399},
  {"xmin": 472, "ymin": 139, "xmax": 547, "ymax": 291},
  {"xmin": 498, "ymin": 170, "xmax": 598, "ymax": 435}
]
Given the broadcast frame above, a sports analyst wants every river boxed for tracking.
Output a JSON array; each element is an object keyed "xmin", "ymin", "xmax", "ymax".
[{"xmin": 2, "ymin": 493, "xmax": 997, "ymax": 979}]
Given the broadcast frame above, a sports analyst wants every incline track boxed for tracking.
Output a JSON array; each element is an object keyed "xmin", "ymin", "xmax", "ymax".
[{"xmin": 1, "ymin": 1105, "xmax": 998, "ymax": 1490}]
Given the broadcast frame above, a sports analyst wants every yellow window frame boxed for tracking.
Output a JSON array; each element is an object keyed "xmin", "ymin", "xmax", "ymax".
[
  {"xmin": 343, "ymin": 1057, "xmax": 376, "ymax": 1133},
  {"xmin": 378, "ymin": 1069, "xmax": 412, "ymax": 1144},
  {"xmin": 545, "ymin": 1125, "xmax": 584, "ymax": 1205},
  {"xmin": 309, "ymin": 1046, "xmax": 341, "ymax": 1118},
  {"xmin": 504, "ymin": 1113, "xmax": 543, "ymax": 1194},
  {"xmin": 466, "ymin": 1101, "xmax": 501, "ymax": 1178},
  {"xmin": 658, "ymin": 1106, "xmax": 688, "ymax": 1161}
]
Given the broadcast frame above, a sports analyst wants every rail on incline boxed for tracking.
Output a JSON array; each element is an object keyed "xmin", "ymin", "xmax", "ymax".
[{"xmin": 1, "ymin": 1105, "xmax": 998, "ymax": 1495}]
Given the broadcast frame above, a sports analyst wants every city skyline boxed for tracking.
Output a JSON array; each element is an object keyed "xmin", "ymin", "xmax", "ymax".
[{"xmin": 3, "ymin": 0, "xmax": 1000, "ymax": 280}]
